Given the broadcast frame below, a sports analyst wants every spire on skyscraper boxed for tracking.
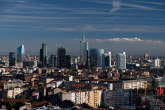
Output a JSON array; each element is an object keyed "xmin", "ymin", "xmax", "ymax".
[
  {"xmin": 83, "ymin": 33, "xmax": 86, "ymax": 41},
  {"xmin": 80, "ymin": 33, "xmax": 88, "ymax": 67}
]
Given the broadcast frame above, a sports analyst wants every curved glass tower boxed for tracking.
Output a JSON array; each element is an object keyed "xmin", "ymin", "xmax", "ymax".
[
  {"xmin": 116, "ymin": 52, "xmax": 126, "ymax": 70},
  {"xmin": 80, "ymin": 35, "xmax": 88, "ymax": 66},
  {"xmin": 17, "ymin": 44, "xmax": 25, "ymax": 63}
]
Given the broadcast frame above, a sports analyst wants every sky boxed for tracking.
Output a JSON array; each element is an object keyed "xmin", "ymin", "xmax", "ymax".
[{"xmin": 0, "ymin": 0, "xmax": 165, "ymax": 56}]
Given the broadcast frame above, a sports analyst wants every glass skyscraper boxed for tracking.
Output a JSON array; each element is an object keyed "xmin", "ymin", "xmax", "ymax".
[
  {"xmin": 49, "ymin": 54, "xmax": 56, "ymax": 67},
  {"xmin": 97, "ymin": 49, "xmax": 104, "ymax": 67},
  {"xmin": 102, "ymin": 52, "xmax": 112, "ymax": 69},
  {"xmin": 57, "ymin": 47, "xmax": 71, "ymax": 68},
  {"xmin": 89, "ymin": 48, "xmax": 98, "ymax": 68},
  {"xmin": 89, "ymin": 48, "xmax": 105, "ymax": 68},
  {"xmin": 40, "ymin": 43, "xmax": 47, "ymax": 67},
  {"xmin": 80, "ymin": 35, "xmax": 88, "ymax": 66},
  {"xmin": 57, "ymin": 47, "xmax": 66, "ymax": 68},
  {"xmin": 17, "ymin": 44, "xmax": 25, "ymax": 63},
  {"xmin": 9, "ymin": 52, "xmax": 16, "ymax": 66},
  {"xmin": 116, "ymin": 52, "xmax": 126, "ymax": 70}
]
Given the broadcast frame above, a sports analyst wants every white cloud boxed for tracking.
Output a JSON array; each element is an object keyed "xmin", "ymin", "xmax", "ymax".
[{"xmin": 96, "ymin": 37, "xmax": 164, "ymax": 44}]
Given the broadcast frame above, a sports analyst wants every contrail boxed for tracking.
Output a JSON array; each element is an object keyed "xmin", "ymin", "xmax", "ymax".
[{"xmin": 110, "ymin": 0, "xmax": 120, "ymax": 13}]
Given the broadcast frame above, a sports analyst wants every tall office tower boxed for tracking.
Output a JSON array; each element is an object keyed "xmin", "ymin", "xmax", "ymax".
[
  {"xmin": 80, "ymin": 35, "xmax": 88, "ymax": 66},
  {"xmin": 97, "ymin": 49, "xmax": 104, "ymax": 67},
  {"xmin": 9, "ymin": 52, "xmax": 16, "ymax": 67},
  {"xmin": 116, "ymin": 52, "xmax": 126, "ymax": 69},
  {"xmin": 102, "ymin": 52, "xmax": 112, "ymax": 69},
  {"xmin": 17, "ymin": 44, "xmax": 25, "ymax": 63},
  {"xmin": 57, "ymin": 47, "xmax": 71, "ymax": 68},
  {"xmin": 49, "ymin": 54, "xmax": 56, "ymax": 67},
  {"xmin": 57, "ymin": 47, "xmax": 66, "ymax": 68},
  {"xmin": 73, "ymin": 58, "xmax": 78, "ymax": 69},
  {"xmin": 64, "ymin": 55, "xmax": 71, "ymax": 68},
  {"xmin": 40, "ymin": 43, "xmax": 47, "ymax": 67},
  {"xmin": 89, "ymin": 48, "xmax": 98, "ymax": 68}
]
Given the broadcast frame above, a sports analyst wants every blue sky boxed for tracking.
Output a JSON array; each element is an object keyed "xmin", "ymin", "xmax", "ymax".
[{"xmin": 0, "ymin": 0, "xmax": 165, "ymax": 56}]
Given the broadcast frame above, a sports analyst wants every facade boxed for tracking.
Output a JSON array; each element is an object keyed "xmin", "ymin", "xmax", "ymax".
[
  {"xmin": 40, "ymin": 43, "xmax": 47, "ymax": 67},
  {"xmin": 49, "ymin": 54, "xmax": 56, "ymax": 67},
  {"xmin": 104, "ymin": 90, "xmax": 132, "ymax": 107},
  {"xmin": 57, "ymin": 47, "xmax": 71, "ymax": 68},
  {"xmin": 89, "ymin": 48, "xmax": 104, "ymax": 68},
  {"xmin": 62, "ymin": 89, "xmax": 102, "ymax": 108},
  {"xmin": 17, "ymin": 44, "xmax": 25, "ymax": 63},
  {"xmin": 57, "ymin": 47, "xmax": 66, "ymax": 68},
  {"xmin": 80, "ymin": 35, "xmax": 88, "ymax": 66},
  {"xmin": 102, "ymin": 52, "xmax": 111, "ymax": 69},
  {"xmin": 122, "ymin": 80, "xmax": 147, "ymax": 90},
  {"xmin": 3, "ymin": 80, "xmax": 25, "ymax": 90},
  {"xmin": 7, "ymin": 87, "xmax": 23, "ymax": 98},
  {"xmin": 89, "ymin": 48, "xmax": 98, "ymax": 68},
  {"xmin": 97, "ymin": 49, "xmax": 104, "ymax": 67},
  {"xmin": 63, "ymin": 55, "xmax": 71, "ymax": 68},
  {"xmin": 116, "ymin": 52, "xmax": 126, "ymax": 69},
  {"xmin": 9, "ymin": 52, "xmax": 16, "ymax": 66}
]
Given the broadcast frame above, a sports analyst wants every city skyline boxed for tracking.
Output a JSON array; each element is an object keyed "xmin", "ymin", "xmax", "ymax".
[
  {"xmin": 1, "ymin": 37, "xmax": 165, "ymax": 56},
  {"xmin": 0, "ymin": 0, "xmax": 165, "ymax": 55},
  {"xmin": 1, "ymin": 0, "xmax": 165, "ymax": 109}
]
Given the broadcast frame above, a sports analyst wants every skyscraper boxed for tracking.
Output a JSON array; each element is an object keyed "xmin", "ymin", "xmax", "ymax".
[
  {"xmin": 9, "ymin": 52, "xmax": 16, "ymax": 67},
  {"xmin": 49, "ymin": 54, "xmax": 56, "ymax": 67},
  {"xmin": 89, "ymin": 48, "xmax": 98, "ymax": 68},
  {"xmin": 57, "ymin": 47, "xmax": 71, "ymax": 68},
  {"xmin": 97, "ymin": 49, "xmax": 104, "ymax": 67},
  {"xmin": 116, "ymin": 52, "xmax": 126, "ymax": 70},
  {"xmin": 17, "ymin": 44, "xmax": 25, "ymax": 63},
  {"xmin": 64, "ymin": 55, "xmax": 71, "ymax": 68},
  {"xmin": 57, "ymin": 47, "xmax": 65, "ymax": 68},
  {"xmin": 80, "ymin": 35, "xmax": 88, "ymax": 66},
  {"xmin": 102, "ymin": 52, "xmax": 112, "ymax": 69},
  {"xmin": 89, "ymin": 48, "xmax": 105, "ymax": 68},
  {"xmin": 40, "ymin": 43, "xmax": 47, "ymax": 67}
]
